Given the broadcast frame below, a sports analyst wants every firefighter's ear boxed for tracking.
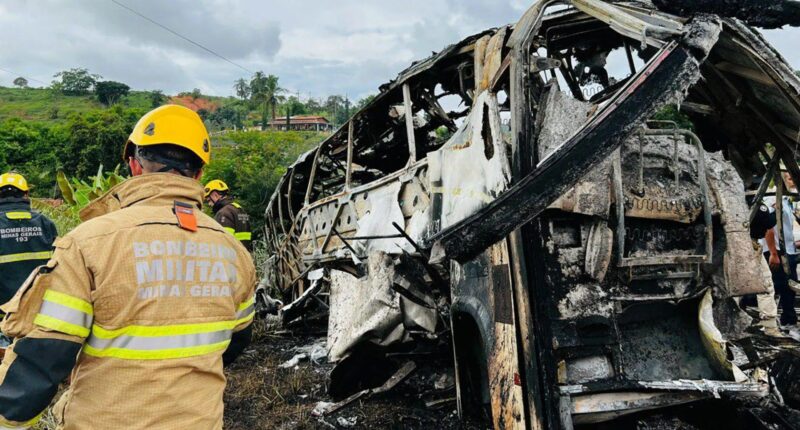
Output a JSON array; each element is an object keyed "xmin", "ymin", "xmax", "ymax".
[
  {"xmin": 128, "ymin": 157, "xmax": 143, "ymax": 177},
  {"xmin": 193, "ymin": 168, "xmax": 203, "ymax": 181}
]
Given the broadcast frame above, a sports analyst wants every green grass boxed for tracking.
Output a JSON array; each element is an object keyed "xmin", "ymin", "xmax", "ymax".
[
  {"xmin": 0, "ymin": 87, "xmax": 154, "ymax": 123},
  {"xmin": 0, "ymin": 87, "xmax": 249, "ymax": 125},
  {"xmin": 31, "ymin": 199, "xmax": 81, "ymax": 234}
]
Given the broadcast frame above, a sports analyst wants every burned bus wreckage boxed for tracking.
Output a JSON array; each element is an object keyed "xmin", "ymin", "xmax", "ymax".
[{"xmin": 259, "ymin": 1, "xmax": 800, "ymax": 428}]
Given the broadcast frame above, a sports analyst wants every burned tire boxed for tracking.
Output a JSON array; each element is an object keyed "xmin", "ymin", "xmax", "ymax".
[{"xmin": 452, "ymin": 312, "xmax": 492, "ymax": 423}]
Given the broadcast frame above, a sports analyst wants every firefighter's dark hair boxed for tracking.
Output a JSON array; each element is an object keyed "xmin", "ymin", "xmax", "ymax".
[
  {"xmin": 133, "ymin": 144, "xmax": 203, "ymax": 177},
  {"xmin": 0, "ymin": 186, "xmax": 26, "ymax": 199}
]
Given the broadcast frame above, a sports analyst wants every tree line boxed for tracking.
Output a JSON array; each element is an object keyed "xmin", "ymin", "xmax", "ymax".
[
  {"xmin": 0, "ymin": 106, "xmax": 320, "ymax": 228},
  {"xmin": 230, "ymin": 73, "xmax": 373, "ymax": 129},
  {"xmin": 10, "ymin": 68, "xmax": 376, "ymax": 133}
]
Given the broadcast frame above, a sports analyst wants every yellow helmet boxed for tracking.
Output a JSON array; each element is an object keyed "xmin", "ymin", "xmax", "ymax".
[
  {"xmin": 124, "ymin": 104, "xmax": 211, "ymax": 165},
  {"xmin": 0, "ymin": 172, "xmax": 29, "ymax": 192},
  {"xmin": 204, "ymin": 179, "xmax": 229, "ymax": 198}
]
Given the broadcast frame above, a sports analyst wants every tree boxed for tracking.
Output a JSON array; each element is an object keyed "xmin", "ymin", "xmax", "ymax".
[
  {"xmin": 250, "ymin": 72, "xmax": 284, "ymax": 129},
  {"xmin": 52, "ymin": 68, "xmax": 101, "ymax": 95},
  {"xmin": 340, "ymin": 96, "xmax": 351, "ymax": 125},
  {"xmin": 324, "ymin": 95, "xmax": 345, "ymax": 115},
  {"xmin": 148, "ymin": 90, "xmax": 167, "ymax": 108},
  {"xmin": 0, "ymin": 118, "xmax": 68, "ymax": 195},
  {"xmin": 12, "ymin": 77, "xmax": 28, "ymax": 88},
  {"xmin": 233, "ymin": 78, "xmax": 250, "ymax": 100},
  {"xmin": 355, "ymin": 94, "xmax": 376, "ymax": 112},
  {"xmin": 95, "ymin": 81, "xmax": 130, "ymax": 106},
  {"xmin": 265, "ymin": 75, "xmax": 284, "ymax": 122},
  {"xmin": 205, "ymin": 103, "xmax": 248, "ymax": 131},
  {"xmin": 197, "ymin": 108, "xmax": 210, "ymax": 122},
  {"xmin": 177, "ymin": 88, "xmax": 204, "ymax": 100},
  {"xmin": 324, "ymin": 95, "xmax": 351, "ymax": 125},
  {"xmin": 249, "ymin": 71, "xmax": 267, "ymax": 101},
  {"xmin": 283, "ymin": 96, "xmax": 307, "ymax": 117},
  {"xmin": 249, "ymin": 72, "xmax": 268, "ymax": 128},
  {"xmin": 305, "ymin": 97, "xmax": 322, "ymax": 113},
  {"xmin": 60, "ymin": 106, "xmax": 146, "ymax": 178}
]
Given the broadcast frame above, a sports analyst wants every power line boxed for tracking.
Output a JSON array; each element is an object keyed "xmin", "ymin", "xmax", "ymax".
[
  {"xmin": 110, "ymin": 0, "xmax": 253, "ymax": 75},
  {"xmin": 0, "ymin": 66, "xmax": 47, "ymax": 85}
]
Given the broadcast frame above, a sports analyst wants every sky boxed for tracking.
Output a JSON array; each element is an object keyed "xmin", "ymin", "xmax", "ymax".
[{"xmin": 0, "ymin": 0, "xmax": 797, "ymax": 101}]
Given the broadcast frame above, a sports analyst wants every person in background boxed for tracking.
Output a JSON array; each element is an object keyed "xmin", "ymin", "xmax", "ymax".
[
  {"xmin": 759, "ymin": 171, "xmax": 798, "ymax": 327},
  {"xmin": 748, "ymin": 201, "xmax": 782, "ymax": 336},
  {"xmin": 0, "ymin": 172, "xmax": 57, "ymax": 355},
  {"xmin": 204, "ymin": 179, "xmax": 252, "ymax": 252}
]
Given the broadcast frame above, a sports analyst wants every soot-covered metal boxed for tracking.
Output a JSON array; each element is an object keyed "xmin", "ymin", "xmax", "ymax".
[{"xmin": 261, "ymin": 1, "xmax": 800, "ymax": 428}]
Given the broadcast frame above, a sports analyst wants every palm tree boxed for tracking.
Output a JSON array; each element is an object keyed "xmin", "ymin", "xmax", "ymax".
[
  {"xmin": 233, "ymin": 78, "xmax": 250, "ymax": 100},
  {"xmin": 264, "ymin": 75, "xmax": 284, "ymax": 125},
  {"xmin": 249, "ymin": 72, "xmax": 285, "ymax": 129},
  {"xmin": 249, "ymin": 72, "xmax": 266, "ymax": 105}
]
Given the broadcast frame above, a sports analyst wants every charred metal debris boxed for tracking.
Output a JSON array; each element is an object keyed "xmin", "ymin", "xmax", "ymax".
[{"xmin": 259, "ymin": 1, "xmax": 800, "ymax": 428}]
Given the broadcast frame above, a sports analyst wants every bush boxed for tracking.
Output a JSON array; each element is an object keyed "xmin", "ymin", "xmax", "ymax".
[
  {"xmin": 60, "ymin": 106, "xmax": 146, "ymax": 178},
  {"xmin": 52, "ymin": 68, "xmax": 101, "ymax": 95},
  {"xmin": 95, "ymin": 81, "xmax": 130, "ymax": 106},
  {"xmin": 0, "ymin": 118, "xmax": 68, "ymax": 195},
  {"xmin": 0, "ymin": 106, "xmax": 144, "ymax": 197}
]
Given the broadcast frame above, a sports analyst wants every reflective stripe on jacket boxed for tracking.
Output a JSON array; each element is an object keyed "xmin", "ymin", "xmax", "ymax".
[
  {"xmin": 0, "ymin": 174, "xmax": 256, "ymax": 430},
  {"xmin": 0, "ymin": 199, "xmax": 57, "ymax": 306}
]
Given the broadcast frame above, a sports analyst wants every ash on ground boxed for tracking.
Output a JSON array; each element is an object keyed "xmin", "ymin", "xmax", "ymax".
[{"xmin": 223, "ymin": 318, "xmax": 486, "ymax": 430}]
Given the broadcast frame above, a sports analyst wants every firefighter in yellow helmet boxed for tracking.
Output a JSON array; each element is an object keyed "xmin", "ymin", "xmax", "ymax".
[
  {"xmin": 204, "ymin": 179, "xmax": 252, "ymax": 252},
  {"xmin": 0, "ymin": 172, "xmax": 57, "ymax": 355},
  {"xmin": 0, "ymin": 105, "xmax": 256, "ymax": 429}
]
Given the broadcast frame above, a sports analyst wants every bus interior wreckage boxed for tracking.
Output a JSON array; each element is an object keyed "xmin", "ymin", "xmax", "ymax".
[{"xmin": 259, "ymin": 1, "xmax": 800, "ymax": 428}]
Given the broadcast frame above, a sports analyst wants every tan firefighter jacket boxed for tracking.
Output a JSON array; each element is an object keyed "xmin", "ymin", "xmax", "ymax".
[{"xmin": 0, "ymin": 173, "xmax": 256, "ymax": 430}]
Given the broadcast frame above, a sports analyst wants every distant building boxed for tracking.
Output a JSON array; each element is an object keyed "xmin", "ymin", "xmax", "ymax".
[{"xmin": 267, "ymin": 115, "xmax": 334, "ymax": 132}]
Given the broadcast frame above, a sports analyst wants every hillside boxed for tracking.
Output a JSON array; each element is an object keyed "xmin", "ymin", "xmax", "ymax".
[
  {"xmin": 0, "ymin": 87, "xmax": 248, "ymax": 124},
  {"xmin": 0, "ymin": 87, "xmax": 154, "ymax": 122}
]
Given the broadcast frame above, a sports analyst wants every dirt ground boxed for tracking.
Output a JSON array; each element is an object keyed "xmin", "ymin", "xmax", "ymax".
[{"xmin": 223, "ymin": 318, "xmax": 486, "ymax": 430}]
